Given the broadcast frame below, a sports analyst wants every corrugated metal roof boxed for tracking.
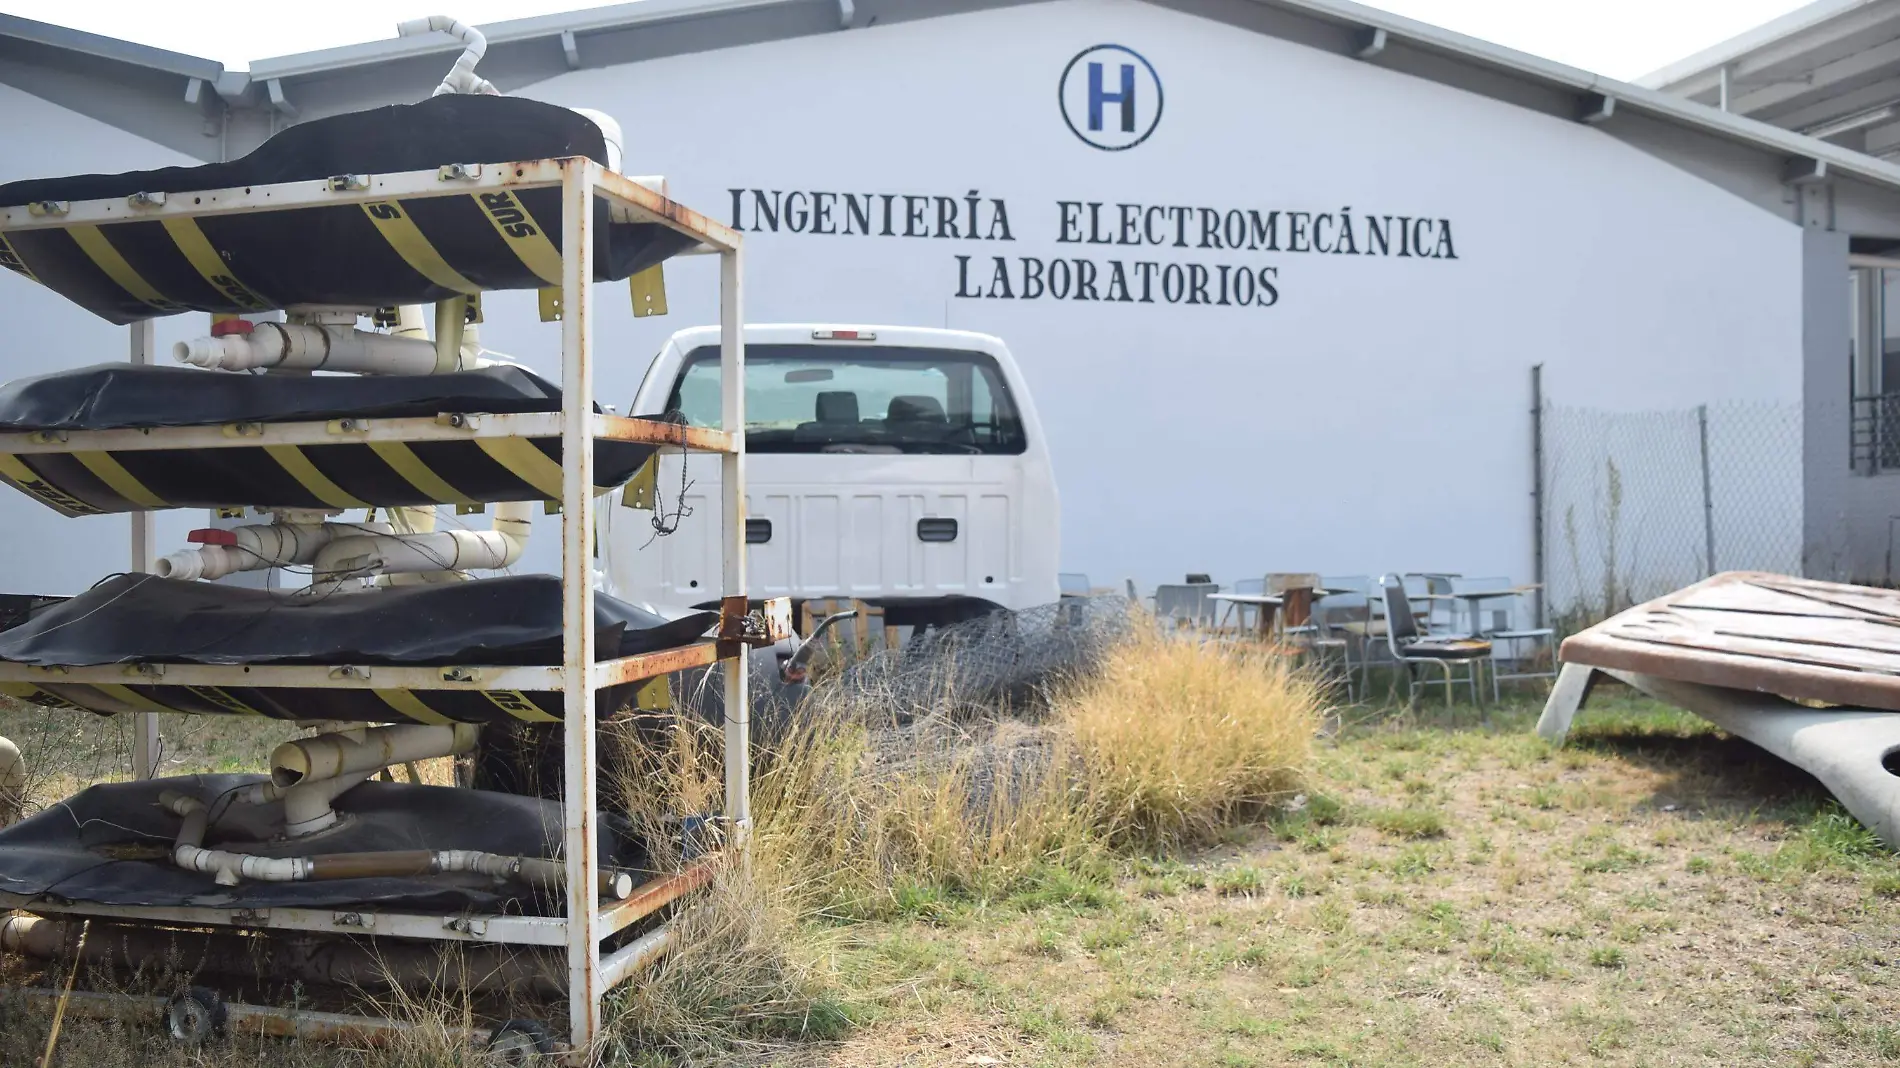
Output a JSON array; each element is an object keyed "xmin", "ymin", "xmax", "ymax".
[
  {"xmin": 1639, "ymin": 0, "xmax": 1900, "ymax": 157},
  {"xmin": 11, "ymin": 0, "xmax": 1900, "ymax": 195}
]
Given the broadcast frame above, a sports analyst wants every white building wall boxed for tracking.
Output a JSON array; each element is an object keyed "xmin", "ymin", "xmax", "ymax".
[
  {"xmin": 0, "ymin": 0, "xmax": 1806, "ymax": 596},
  {"xmin": 0, "ymin": 82, "xmax": 208, "ymax": 596},
  {"xmin": 491, "ymin": 0, "xmax": 1804, "ymax": 590}
]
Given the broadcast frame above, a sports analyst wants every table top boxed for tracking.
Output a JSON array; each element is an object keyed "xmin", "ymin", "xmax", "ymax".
[
  {"xmin": 1210, "ymin": 593, "xmax": 1285, "ymax": 606},
  {"xmin": 1452, "ymin": 586, "xmax": 1541, "ymax": 601}
]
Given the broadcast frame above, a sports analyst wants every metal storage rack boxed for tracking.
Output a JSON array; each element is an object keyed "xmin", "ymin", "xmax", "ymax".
[{"xmin": 0, "ymin": 156, "xmax": 757, "ymax": 1060}]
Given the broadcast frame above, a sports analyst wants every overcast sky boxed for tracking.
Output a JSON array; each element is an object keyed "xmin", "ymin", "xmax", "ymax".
[{"xmin": 3, "ymin": 0, "xmax": 1816, "ymax": 79}]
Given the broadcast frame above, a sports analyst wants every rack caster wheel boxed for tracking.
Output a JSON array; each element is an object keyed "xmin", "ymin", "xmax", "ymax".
[
  {"xmin": 162, "ymin": 986, "xmax": 227, "ymax": 1045},
  {"xmin": 486, "ymin": 1019, "xmax": 554, "ymax": 1064}
]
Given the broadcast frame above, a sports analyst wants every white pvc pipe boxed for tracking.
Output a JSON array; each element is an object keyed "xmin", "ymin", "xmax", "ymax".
[
  {"xmin": 175, "ymin": 323, "xmax": 441, "ymax": 375},
  {"xmin": 271, "ymin": 722, "xmax": 479, "ymax": 788},
  {"xmin": 0, "ymin": 735, "xmax": 23, "ymax": 826},
  {"xmin": 397, "ymin": 16, "xmax": 500, "ymax": 97},
  {"xmin": 312, "ymin": 501, "xmax": 531, "ymax": 588},
  {"xmin": 154, "ymin": 521, "xmax": 390, "ymax": 582}
]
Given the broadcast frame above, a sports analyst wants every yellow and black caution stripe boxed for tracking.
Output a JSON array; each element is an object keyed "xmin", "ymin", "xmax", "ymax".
[
  {"xmin": 471, "ymin": 191, "xmax": 564, "ymax": 285},
  {"xmin": 263, "ymin": 444, "xmax": 370, "ymax": 510},
  {"xmin": 374, "ymin": 688, "xmax": 452, "ymax": 725},
  {"xmin": 483, "ymin": 689, "xmax": 563, "ymax": 723},
  {"xmin": 474, "ymin": 438, "xmax": 567, "ymax": 499},
  {"xmin": 185, "ymin": 685, "xmax": 265, "ymax": 716},
  {"xmin": 0, "ymin": 435, "xmax": 653, "ymax": 516},
  {"xmin": 68, "ymin": 224, "xmax": 185, "ymax": 313},
  {"xmin": 91, "ymin": 683, "xmax": 188, "ymax": 716},
  {"xmin": 0, "ymin": 453, "xmax": 105, "ymax": 516},
  {"xmin": 367, "ymin": 441, "xmax": 475, "ymax": 505},
  {"xmin": 0, "ymin": 232, "xmax": 39, "ymax": 283},
  {"xmin": 71, "ymin": 451, "xmax": 167, "ymax": 509},
  {"xmin": 360, "ymin": 201, "xmax": 481, "ymax": 294},
  {"xmin": 160, "ymin": 218, "xmax": 271, "ymax": 311}
]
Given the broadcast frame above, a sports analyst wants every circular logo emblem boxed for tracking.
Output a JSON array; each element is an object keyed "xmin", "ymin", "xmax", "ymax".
[{"xmin": 1059, "ymin": 44, "xmax": 1163, "ymax": 152}]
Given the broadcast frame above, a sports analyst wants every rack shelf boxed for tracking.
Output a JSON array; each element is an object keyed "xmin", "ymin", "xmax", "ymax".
[
  {"xmin": 0, "ymin": 412, "xmax": 736, "ymax": 456},
  {"xmin": 0, "ymin": 155, "xmax": 751, "ymax": 1061}
]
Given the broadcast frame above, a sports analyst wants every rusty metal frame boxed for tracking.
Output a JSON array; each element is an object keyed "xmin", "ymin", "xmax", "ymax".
[{"xmin": 0, "ymin": 158, "xmax": 748, "ymax": 1063}]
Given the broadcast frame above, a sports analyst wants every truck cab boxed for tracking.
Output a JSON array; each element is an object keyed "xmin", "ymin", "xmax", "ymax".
[{"xmin": 601, "ymin": 325, "xmax": 1059, "ymax": 628}]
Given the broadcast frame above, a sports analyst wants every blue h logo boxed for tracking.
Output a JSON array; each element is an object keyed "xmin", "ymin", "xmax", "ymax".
[{"xmin": 1087, "ymin": 61, "xmax": 1137, "ymax": 133}]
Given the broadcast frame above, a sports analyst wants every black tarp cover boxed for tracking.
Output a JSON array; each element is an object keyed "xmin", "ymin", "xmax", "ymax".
[
  {"xmin": 0, "ymin": 365, "xmax": 659, "ymax": 515},
  {"xmin": 0, "ymin": 573, "xmax": 716, "ymax": 667},
  {"xmin": 0, "ymin": 96, "xmax": 695, "ymax": 324},
  {"xmin": 0, "ymin": 576, "xmax": 715, "ymax": 724},
  {"xmin": 0, "ymin": 775, "xmax": 645, "ymax": 912}
]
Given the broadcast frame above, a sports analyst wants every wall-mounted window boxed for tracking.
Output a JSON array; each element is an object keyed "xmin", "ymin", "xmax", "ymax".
[{"xmin": 1849, "ymin": 267, "xmax": 1900, "ymax": 473}]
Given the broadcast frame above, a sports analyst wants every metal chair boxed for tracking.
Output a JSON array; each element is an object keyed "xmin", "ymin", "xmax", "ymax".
[
  {"xmin": 1058, "ymin": 572, "xmax": 1092, "ymax": 598},
  {"xmin": 1224, "ymin": 577, "xmax": 1266, "ymax": 633},
  {"xmin": 1481, "ymin": 586, "xmax": 1556, "ymax": 699},
  {"xmin": 1153, "ymin": 582, "xmax": 1219, "ymax": 629},
  {"xmin": 1380, "ymin": 574, "xmax": 1492, "ymax": 708}
]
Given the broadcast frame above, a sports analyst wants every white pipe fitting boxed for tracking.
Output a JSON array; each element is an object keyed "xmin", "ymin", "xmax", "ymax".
[
  {"xmin": 397, "ymin": 16, "xmax": 500, "ymax": 97},
  {"xmin": 0, "ymin": 735, "xmax": 23, "ymax": 826},
  {"xmin": 271, "ymin": 723, "xmax": 480, "ymax": 789},
  {"xmin": 174, "ymin": 323, "xmax": 440, "ymax": 375},
  {"xmin": 312, "ymin": 502, "xmax": 531, "ymax": 588},
  {"xmin": 155, "ymin": 521, "xmax": 390, "ymax": 582}
]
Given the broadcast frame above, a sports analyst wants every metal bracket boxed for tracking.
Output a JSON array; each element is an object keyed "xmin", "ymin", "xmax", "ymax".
[
  {"xmin": 561, "ymin": 30, "xmax": 581, "ymax": 69},
  {"xmin": 128, "ymin": 191, "xmax": 166, "ymax": 209},
  {"xmin": 26, "ymin": 201, "xmax": 70, "ymax": 218},
  {"xmin": 1783, "ymin": 156, "xmax": 1829, "ymax": 185},
  {"xmin": 326, "ymin": 174, "xmax": 370, "ymax": 193},
  {"xmin": 437, "ymin": 163, "xmax": 483, "ymax": 182},
  {"xmin": 437, "ymin": 413, "xmax": 482, "ymax": 431},
  {"xmin": 444, "ymin": 916, "xmax": 488, "ymax": 936},
  {"xmin": 327, "ymin": 418, "xmax": 370, "ymax": 434},
  {"xmin": 333, "ymin": 911, "xmax": 369, "ymax": 928},
  {"xmin": 329, "ymin": 665, "xmax": 371, "ymax": 681},
  {"xmin": 1580, "ymin": 93, "xmax": 1616, "ymax": 125},
  {"xmin": 1355, "ymin": 27, "xmax": 1388, "ymax": 59},
  {"xmin": 440, "ymin": 667, "xmax": 481, "ymax": 684}
]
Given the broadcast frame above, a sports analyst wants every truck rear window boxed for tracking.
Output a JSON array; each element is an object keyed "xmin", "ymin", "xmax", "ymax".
[{"xmin": 663, "ymin": 345, "xmax": 1028, "ymax": 455}]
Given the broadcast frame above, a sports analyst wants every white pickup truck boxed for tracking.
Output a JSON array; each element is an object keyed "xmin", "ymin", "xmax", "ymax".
[{"xmin": 601, "ymin": 325, "xmax": 1060, "ymax": 630}]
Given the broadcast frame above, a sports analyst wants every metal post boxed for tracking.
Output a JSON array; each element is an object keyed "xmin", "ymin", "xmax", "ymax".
[
  {"xmin": 558, "ymin": 159, "xmax": 602, "ymax": 1054},
  {"xmin": 1718, "ymin": 65, "xmax": 1730, "ymax": 112},
  {"xmin": 1530, "ymin": 363, "xmax": 1546, "ymax": 629},
  {"xmin": 719, "ymin": 244, "xmax": 751, "ymax": 847},
  {"xmin": 1698, "ymin": 404, "xmax": 1716, "ymax": 576},
  {"xmin": 129, "ymin": 319, "xmax": 160, "ymax": 780}
]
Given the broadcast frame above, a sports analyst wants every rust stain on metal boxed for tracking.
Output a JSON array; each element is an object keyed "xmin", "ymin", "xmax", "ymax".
[
  {"xmin": 1560, "ymin": 570, "xmax": 1900, "ymax": 710},
  {"xmin": 597, "ymin": 857, "xmax": 717, "ymax": 934},
  {"xmin": 593, "ymin": 642, "xmax": 721, "ymax": 687}
]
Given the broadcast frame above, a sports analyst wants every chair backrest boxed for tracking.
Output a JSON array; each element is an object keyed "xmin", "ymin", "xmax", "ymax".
[
  {"xmin": 1379, "ymin": 573, "xmax": 1421, "ymax": 652},
  {"xmin": 1454, "ymin": 576, "xmax": 1517, "ymax": 631},
  {"xmin": 1185, "ymin": 573, "xmax": 1213, "ymax": 585},
  {"xmin": 1232, "ymin": 577, "xmax": 1266, "ymax": 596},
  {"xmin": 1058, "ymin": 572, "xmax": 1092, "ymax": 597},
  {"xmin": 1266, "ymin": 572, "xmax": 1321, "ymax": 595},
  {"xmin": 1154, "ymin": 583, "xmax": 1218, "ymax": 623}
]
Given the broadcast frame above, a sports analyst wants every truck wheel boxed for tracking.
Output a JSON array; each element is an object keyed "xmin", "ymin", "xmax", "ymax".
[{"xmin": 162, "ymin": 986, "xmax": 227, "ymax": 1045}]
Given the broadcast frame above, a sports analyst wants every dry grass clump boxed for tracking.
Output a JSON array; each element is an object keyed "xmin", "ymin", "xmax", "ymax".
[
  {"xmin": 602, "ymin": 624, "xmax": 1323, "ymax": 1058},
  {"xmin": 1063, "ymin": 630, "xmax": 1322, "ymax": 849}
]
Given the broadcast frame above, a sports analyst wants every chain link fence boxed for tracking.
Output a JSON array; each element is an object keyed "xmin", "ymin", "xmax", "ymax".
[{"xmin": 1541, "ymin": 399, "xmax": 1802, "ymax": 626}]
